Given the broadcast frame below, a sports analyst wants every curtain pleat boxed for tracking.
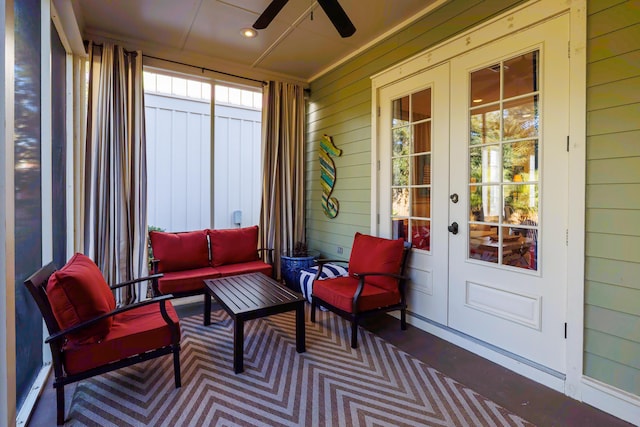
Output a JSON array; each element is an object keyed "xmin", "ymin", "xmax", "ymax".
[
  {"xmin": 83, "ymin": 42, "xmax": 148, "ymax": 304},
  {"xmin": 260, "ymin": 81, "xmax": 306, "ymax": 279},
  {"xmin": 73, "ymin": 54, "xmax": 88, "ymax": 253}
]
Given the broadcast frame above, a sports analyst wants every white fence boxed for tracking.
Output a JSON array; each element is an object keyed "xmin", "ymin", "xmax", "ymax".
[{"xmin": 145, "ymin": 93, "xmax": 262, "ymax": 233}]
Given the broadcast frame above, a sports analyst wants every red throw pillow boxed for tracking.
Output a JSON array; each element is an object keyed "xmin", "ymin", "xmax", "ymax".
[
  {"xmin": 46, "ymin": 253, "xmax": 116, "ymax": 343},
  {"xmin": 149, "ymin": 230, "xmax": 210, "ymax": 272},
  {"xmin": 209, "ymin": 226, "xmax": 259, "ymax": 267},
  {"xmin": 348, "ymin": 232, "xmax": 405, "ymax": 291}
]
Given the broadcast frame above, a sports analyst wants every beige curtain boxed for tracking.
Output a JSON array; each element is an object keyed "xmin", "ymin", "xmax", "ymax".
[
  {"xmin": 260, "ymin": 81, "xmax": 306, "ymax": 279},
  {"xmin": 82, "ymin": 42, "xmax": 148, "ymax": 304}
]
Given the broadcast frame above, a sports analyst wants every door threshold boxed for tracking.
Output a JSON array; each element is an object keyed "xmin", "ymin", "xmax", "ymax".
[{"xmin": 399, "ymin": 311, "xmax": 566, "ymax": 393}]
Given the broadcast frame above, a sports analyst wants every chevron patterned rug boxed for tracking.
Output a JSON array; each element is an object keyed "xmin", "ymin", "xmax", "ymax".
[{"xmin": 67, "ymin": 307, "xmax": 534, "ymax": 426}]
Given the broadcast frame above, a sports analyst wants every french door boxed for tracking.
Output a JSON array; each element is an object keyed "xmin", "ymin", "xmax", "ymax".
[
  {"xmin": 378, "ymin": 64, "xmax": 450, "ymax": 324},
  {"xmin": 378, "ymin": 14, "xmax": 570, "ymax": 372}
]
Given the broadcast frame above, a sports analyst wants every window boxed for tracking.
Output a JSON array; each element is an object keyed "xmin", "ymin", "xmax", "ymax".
[
  {"xmin": 390, "ymin": 88, "xmax": 432, "ymax": 251},
  {"xmin": 467, "ymin": 51, "xmax": 540, "ymax": 270}
]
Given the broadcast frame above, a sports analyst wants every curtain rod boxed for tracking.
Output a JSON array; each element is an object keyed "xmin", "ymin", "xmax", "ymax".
[
  {"xmin": 86, "ymin": 42, "xmax": 266, "ymax": 85},
  {"xmin": 143, "ymin": 54, "xmax": 267, "ymax": 86}
]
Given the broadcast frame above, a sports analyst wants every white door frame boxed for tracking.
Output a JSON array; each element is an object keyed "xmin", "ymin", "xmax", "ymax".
[{"xmin": 371, "ymin": 0, "xmax": 586, "ymax": 402}]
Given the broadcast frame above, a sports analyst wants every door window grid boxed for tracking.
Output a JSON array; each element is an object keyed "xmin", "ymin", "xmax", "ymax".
[
  {"xmin": 391, "ymin": 88, "xmax": 432, "ymax": 251},
  {"xmin": 468, "ymin": 51, "xmax": 540, "ymax": 271}
]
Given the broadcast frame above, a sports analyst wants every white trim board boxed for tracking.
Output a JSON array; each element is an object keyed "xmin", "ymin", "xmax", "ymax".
[{"xmin": 581, "ymin": 377, "xmax": 640, "ymax": 426}]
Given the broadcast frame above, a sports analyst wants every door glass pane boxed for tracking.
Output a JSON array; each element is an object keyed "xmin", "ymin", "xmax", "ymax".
[
  {"xmin": 501, "ymin": 226, "xmax": 537, "ymax": 270},
  {"xmin": 504, "ymin": 184, "xmax": 539, "ymax": 225},
  {"xmin": 411, "ymin": 219, "xmax": 431, "ymax": 251},
  {"xmin": 469, "ymin": 184, "xmax": 500, "ymax": 223},
  {"xmin": 392, "ymin": 126, "xmax": 410, "ymax": 155},
  {"xmin": 503, "ymin": 95, "xmax": 538, "ymax": 140},
  {"xmin": 470, "ymin": 64, "xmax": 500, "ymax": 106},
  {"xmin": 413, "ymin": 154, "xmax": 431, "ymax": 185},
  {"xmin": 470, "ymin": 105, "xmax": 501, "ymax": 145},
  {"xmin": 413, "ymin": 121, "xmax": 431, "ymax": 153},
  {"xmin": 504, "ymin": 51, "xmax": 539, "ymax": 98},
  {"xmin": 411, "ymin": 188, "xmax": 431, "ymax": 218},
  {"xmin": 467, "ymin": 50, "xmax": 540, "ymax": 271},
  {"xmin": 392, "ymin": 188, "xmax": 409, "ymax": 217},
  {"xmin": 469, "ymin": 224, "xmax": 499, "ymax": 264},
  {"xmin": 390, "ymin": 86, "xmax": 433, "ymax": 251},
  {"xmin": 412, "ymin": 88, "xmax": 431, "ymax": 121},
  {"xmin": 392, "ymin": 218, "xmax": 408, "ymax": 241},
  {"xmin": 392, "ymin": 96, "xmax": 409, "ymax": 124},
  {"xmin": 503, "ymin": 140, "xmax": 538, "ymax": 182},
  {"xmin": 392, "ymin": 157, "xmax": 409, "ymax": 186},
  {"xmin": 469, "ymin": 145, "xmax": 500, "ymax": 184}
]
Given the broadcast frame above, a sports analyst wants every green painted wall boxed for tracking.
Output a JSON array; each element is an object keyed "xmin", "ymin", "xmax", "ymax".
[
  {"xmin": 584, "ymin": 0, "xmax": 640, "ymax": 396},
  {"xmin": 306, "ymin": 0, "xmax": 640, "ymax": 399},
  {"xmin": 306, "ymin": 0, "xmax": 526, "ymax": 260}
]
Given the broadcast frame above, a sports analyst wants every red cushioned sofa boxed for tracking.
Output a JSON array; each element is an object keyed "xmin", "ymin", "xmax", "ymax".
[{"xmin": 148, "ymin": 225, "xmax": 273, "ymax": 299}]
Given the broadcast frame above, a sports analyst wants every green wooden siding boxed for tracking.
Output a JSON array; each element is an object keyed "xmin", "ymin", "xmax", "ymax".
[
  {"xmin": 306, "ymin": 0, "xmax": 525, "ymax": 258},
  {"xmin": 585, "ymin": 0, "xmax": 640, "ymax": 396},
  {"xmin": 305, "ymin": 0, "xmax": 640, "ymax": 399}
]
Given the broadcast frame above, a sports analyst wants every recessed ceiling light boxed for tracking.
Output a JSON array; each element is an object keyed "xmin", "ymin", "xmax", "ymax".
[
  {"xmin": 473, "ymin": 98, "xmax": 483, "ymax": 103},
  {"xmin": 241, "ymin": 28, "xmax": 258, "ymax": 38}
]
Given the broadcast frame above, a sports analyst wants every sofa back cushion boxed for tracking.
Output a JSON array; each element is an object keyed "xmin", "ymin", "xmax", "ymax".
[
  {"xmin": 209, "ymin": 225, "xmax": 259, "ymax": 267},
  {"xmin": 348, "ymin": 232, "xmax": 405, "ymax": 292},
  {"xmin": 46, "ymin": 253, "xmax": 116, "ymax": 343},
  {"xmin": 149, "ymin": 230, "xmax": 210, "ymax": 273}
]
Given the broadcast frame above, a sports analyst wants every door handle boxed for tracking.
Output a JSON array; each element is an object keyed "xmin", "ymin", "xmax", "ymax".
[{"xmin": 448, "ymin": 221, "xmax": 459, "ymax": 235}]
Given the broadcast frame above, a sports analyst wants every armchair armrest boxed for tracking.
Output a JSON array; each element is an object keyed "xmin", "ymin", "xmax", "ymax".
[
  {"xmin": 45, "ymin": 294, "xmax": 175, "ymax": 344},
  {"xmin": 352, "ymin": 271, "xmax": 408, "ymax": 281},
  {"xmin": 258, "ymin": 248, "xmax": 274, "ymax": 264},
  {"xmin": 313, "ymin": 258, "xmax": 348, "ymax": 281},
  {"xmin": 351, "ymin": 272, "xmax": 409, "ymax": 312},
  {"xmin": 110, "ymin": 273, "xmax": 164, "ymax": 290}
]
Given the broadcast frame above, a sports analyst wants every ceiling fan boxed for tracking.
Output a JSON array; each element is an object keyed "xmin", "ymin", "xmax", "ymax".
[{"xmin": 253, "ymin": 0, "xmax": 356, "ymax": 38}]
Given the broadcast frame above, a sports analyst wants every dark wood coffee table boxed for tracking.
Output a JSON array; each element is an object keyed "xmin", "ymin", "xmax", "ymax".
[{"xmin": 203, "ymin": 273, "xmax": 306, "ymax": 373}]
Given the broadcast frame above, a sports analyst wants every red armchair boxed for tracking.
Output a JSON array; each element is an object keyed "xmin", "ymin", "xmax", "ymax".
[
  {"xmin": 24, "ymin": 253, "xmax": 182, "ymax": 425},
  {"xmin": 311, "ymin": 233, "xmax": 411, "ymax": 348}
]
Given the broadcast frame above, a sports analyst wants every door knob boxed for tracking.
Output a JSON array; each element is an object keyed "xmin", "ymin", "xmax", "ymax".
[
  {"xmin": 450, "ymin": 193, "xmax": 459, "ymax": 203},
  {"xmin": 448, "ymin": 222, "xmax": 459, "ymax": 234}
]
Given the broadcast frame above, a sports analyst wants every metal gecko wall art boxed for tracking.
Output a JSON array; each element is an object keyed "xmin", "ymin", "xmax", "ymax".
[{"xmin": 319, "ymin": 134, "xmax": 343, "ymax": 218}]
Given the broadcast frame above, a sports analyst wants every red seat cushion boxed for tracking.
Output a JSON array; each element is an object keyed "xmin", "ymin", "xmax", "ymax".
[
  {"xmin": 156, "ymin": 267, "xmax": 220, "ymax": 294},
  {"xmin": 62, "ymin": 301, "xmax": 180, "ymax": 375},
  {"xmin": 149, "ymin": 230, "xmax": 209, "ymax": 273},
  {"xmin": 46, "ymin": 253, "xmax": 116, "ymax": 344},
  {"xmin": 212, "ymin": 260, "xmax": 272, "ymax": 278},
  {"xmin": 348, "ymin": 232, "xmax": 404, "ymax": 292},
  {"xmin": 313, "ymin": 276, "xmax": 400, "ymax": 313},
  {"xmin": 208, "ymin": 226, "xmax": 259, "ymax": 267}
]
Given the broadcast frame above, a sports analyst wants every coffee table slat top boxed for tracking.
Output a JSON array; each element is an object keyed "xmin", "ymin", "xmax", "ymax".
[{"xmin": 205, "ymin": 273, "xmax": 304, "ymax": 316}]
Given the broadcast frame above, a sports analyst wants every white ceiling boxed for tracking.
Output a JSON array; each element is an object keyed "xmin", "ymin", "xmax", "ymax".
[{"xmin": 72, "ymin": 0, "xmax": 441, "ymax": 83}]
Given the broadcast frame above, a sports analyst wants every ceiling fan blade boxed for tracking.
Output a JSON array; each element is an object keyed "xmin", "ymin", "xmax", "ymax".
[
  {"xmin": 253, "ymin": 0, "xmax": 289, "ymax": 30},
  {"xmin": 317, "ymin": 0, "xmax": 356, "ymax": 38}
]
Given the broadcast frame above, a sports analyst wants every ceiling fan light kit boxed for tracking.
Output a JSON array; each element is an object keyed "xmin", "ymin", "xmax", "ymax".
[{"xmin": 253, "ymin": 0, "xmax": 356, "ymax": 38}]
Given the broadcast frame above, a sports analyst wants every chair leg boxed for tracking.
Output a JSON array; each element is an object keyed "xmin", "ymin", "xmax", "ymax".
[
  {"xmin": 351, "ymin": 319, "xmax": 358, "ymax": 349},
  {"xmin": 55, "ymin": 385, "xmax": 65, "ymax": 425},
  {"xmin": 310, "ymin": 299, "xmax": 317, "ymax": 323},
  {"xmin": 173, "ymin": 347, "xmax": 182, "ymax": 388},
  {"xmin": 401, "ymin": 308, "xmax": 407, "ymax": 330}
]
